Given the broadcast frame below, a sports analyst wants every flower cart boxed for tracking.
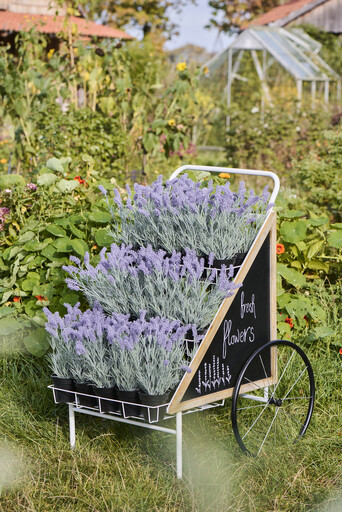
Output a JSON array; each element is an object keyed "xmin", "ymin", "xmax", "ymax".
[{"xmin": 48, "ymin": 165, "xmax": 315, "ymax": 479}]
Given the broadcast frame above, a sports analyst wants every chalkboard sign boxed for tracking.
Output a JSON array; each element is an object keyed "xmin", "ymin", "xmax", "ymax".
[
  {"xmin": 181, "ymin": 234, "xmax": 271, "ymax": 402},
  {"xmin": 167, "ymin": 212, "xmax": 277, "ymax": 415}
]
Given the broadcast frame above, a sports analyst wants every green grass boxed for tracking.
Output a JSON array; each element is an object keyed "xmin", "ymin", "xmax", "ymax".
[{"xmin": 0, "ymin": 341, "xmax": 341, "ymax": 512}]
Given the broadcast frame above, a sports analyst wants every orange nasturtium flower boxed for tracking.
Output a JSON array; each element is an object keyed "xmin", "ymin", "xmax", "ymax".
[
  {"xmin": 219, "ymin": 173, "xmax": 230, "ymax": 179},
  {"xmin": 285, "ymin": 316, "xmax": 294, "ymax": 329},
  {"xmin": 0, "ymin": 158, "xmax": 7, "ymax": 164},
  {"xmin": 13, "ymin": 296, "xmax": 21, "ymax": 302},
  {"xmin": 276, "ymin": 243, "xmax": 285, "ymax": 255},
  {"xmin": 168, "ymin": 119, "xmax": 176, "ymax": 127},
  {"xmin": 339, "ymin": 348, "xmax": 342, "ymax": 355},
  {"xmin": 35, "ymin": 295, "xmax": 47, "ymax": 301},
  {"xmin": 176, "ymin": 62, "xmax": 187, "ymax": 71}
]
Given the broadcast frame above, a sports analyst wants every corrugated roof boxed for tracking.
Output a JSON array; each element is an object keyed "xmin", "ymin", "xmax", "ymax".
[
  {"xmin": 245, "ymin": 0, "xmax": 329, "ymax": 28},
  {"xmin": 0, "ymin": 10, "xmax": 133, "ymax": 39}
]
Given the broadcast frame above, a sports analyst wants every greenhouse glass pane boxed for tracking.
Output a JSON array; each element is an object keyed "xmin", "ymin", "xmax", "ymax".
[{"xmin": 253, "ymin": 30, "xmax": 313, "ymax": 79}]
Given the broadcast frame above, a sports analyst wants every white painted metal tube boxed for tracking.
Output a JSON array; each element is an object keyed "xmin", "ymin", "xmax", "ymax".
[
  {"xmin": 69, "ymin": 404, "xmax": 76, "ymax": 448},
  {"xmin": 240, "ymin": 394, "xmax": 268, "ymax": 403},
  {"xmin": 169, "ymin": 165, "xmax": 280, "ymax": 207},
  {"xmin": 73, "ymin": 406, "xmax": 177, "ymax": 434},
  {"xmin": 176, "ymin": 412, "xmax": 182, "ymax": 479}
]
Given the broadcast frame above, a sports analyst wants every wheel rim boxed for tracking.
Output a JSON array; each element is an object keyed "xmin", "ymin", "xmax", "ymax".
[{"xmin": 231, "ymin": 340, "xmax": 315, "ymax": 456}]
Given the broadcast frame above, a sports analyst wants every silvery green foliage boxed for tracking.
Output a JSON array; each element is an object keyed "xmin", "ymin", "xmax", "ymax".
[
  {"xmin": 102, "ymin": 175, "xmax": 271, "ymax": 260},
  {"xmin": 63, "ymin": 245, "xmax": 239, "ymax": 332},
  {"xmin": 129, "ymin": 336, "xmax": 187, "ymax": 395},
  {"xmin": 44, "ymin": 302, "xmax": 113, "ymax": 386},
  {"xmin": 44, "ymin": 303, "xmax": 83, "ymax": 379},
  {"xmin": 44, "ymin": 304, "xmax": 194, "ymax": 394},
  {"xmin": 107, "ymin": 313, "xmax": 191, "ymax": 395}
]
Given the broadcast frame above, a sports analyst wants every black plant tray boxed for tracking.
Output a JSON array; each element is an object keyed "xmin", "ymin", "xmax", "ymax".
[{"xmin": 48, "ymin": 385, "xmax": 172, "ymax": 424}]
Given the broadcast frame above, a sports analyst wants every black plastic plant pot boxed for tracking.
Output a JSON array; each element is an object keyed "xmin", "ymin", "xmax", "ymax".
[
  {"xmin": 212, "ymin": 257, "xmax": 236, "ymax": 269},
  {"xmin": 138, "ymin": 391, "xmax": 171, "ymax": 423},
  {"xmin": 92, "ymin": 386, "xmax": 121, "ymax": 414},
  {"xmin": 51, "ymin": 375, "xmax": 75, "ymax": 403},
  {"xmin": 75, "ymin": 382, "xmax": 98, "ymax": 408},
  {"xmin": 235, "ymin": 252, "xmax": 247, "ymax": 266},
  {"xmin": 202, "ymin": 255, "xmax": 235, "ymax": 269},
  {"xmin": 184, "ymin": 327, "xmax": 206, "ymax": 340},
  {"xmin": 116, "ymin": 389, "xmax": 141, "ymax": 418}
]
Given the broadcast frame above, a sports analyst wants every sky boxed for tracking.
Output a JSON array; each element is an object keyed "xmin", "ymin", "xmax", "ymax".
[
  {"xmin": 125, "ymin": 0, "xmax": 233, "ymax": 52},
  {"xmin": 164, "ymin": 0, "xmax": 232, "ymax": 51}
]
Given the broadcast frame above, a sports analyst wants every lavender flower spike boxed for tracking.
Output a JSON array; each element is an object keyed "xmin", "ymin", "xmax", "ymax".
[{"xmin": 98, "ymin": 185, "xmax": 108, "ymax": 196}]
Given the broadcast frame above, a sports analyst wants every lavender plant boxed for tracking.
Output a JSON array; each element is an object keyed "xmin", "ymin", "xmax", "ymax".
[
  {"xmin": 45, "ymin": 303, "xmax": 195, "ymax": 396},
  {"xmin": 102, "ymin": 175, "xmax": 272, "ymax": 260},
  {"xmin": 44, "ymin": 302, "xmax": 114, "ymax": 387},
  {"xmin": 63, "ymin": 246, "xmax": 239, "ymax": 332},
  {"xmin": 106, "ymin": 313, "xmax": 192, "ymax": 395}
]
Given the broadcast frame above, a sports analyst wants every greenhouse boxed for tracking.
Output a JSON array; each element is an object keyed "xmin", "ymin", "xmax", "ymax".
[{"xmin": 205, "ymin": 26, "xmax": 341, "ymax": 125}]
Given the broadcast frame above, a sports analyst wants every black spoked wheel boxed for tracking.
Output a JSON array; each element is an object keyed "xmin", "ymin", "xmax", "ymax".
[{"xmin": 231, "ymin": 340, "xmax": 315, "ymax": 456}]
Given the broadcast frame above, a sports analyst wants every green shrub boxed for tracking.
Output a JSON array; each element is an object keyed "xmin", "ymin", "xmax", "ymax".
[
  {"xmin": 0, "ymin": 156, "xmax": 118, "ymax": 356},
  {"xmin": 295, "ymin": 129, "xmax": 342, "ymax": 222},
  {"xmin": 225, "ymin": 103, "xmax": 331, "ymax": 177}
]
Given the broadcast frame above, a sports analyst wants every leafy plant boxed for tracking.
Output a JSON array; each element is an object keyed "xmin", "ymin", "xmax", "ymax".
[
  {"xmin": 0, "ymin": 156, "xmax": 116, "ymax": 355},
  {"xmin": 0, "ymin": 32, "xmax": 203, "ymax": 182},
  {"xmin": 275, "ymin": 205, "xmax": 341, "ymax": 340},
  {"xmin": 295, "ymin": 128, "xmax": 342, "ymax": 222}
]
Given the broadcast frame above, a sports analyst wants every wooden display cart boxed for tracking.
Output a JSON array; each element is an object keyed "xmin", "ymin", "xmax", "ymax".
[{"xmin": 50, "ymin": 166, "xmax": 315, "ymax": 478}]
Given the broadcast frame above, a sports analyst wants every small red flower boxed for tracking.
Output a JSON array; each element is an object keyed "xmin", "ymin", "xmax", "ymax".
[
  {"xmin": 74, "ymin": 176, "xmax": 85, "ymax": 185},
  {"xmin": 35, "ymin": 295, "xmax": 47, "ymax": 301},
  {"xmin": 13, "ymin": 296, "xmax": 21, "ymax": 302},
  {"xmin": 285, "ymin": 316, "xmax": 294, "ymax": 329},
  {"xmin": 276, "ymin": 243, "xmax": 285, "ymax": 255},
  {"xmin": 339, "ymin": 348, "xmax": 342, "ymax": 355}
]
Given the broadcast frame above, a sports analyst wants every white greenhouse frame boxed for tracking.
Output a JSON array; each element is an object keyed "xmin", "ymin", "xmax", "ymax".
[{"xmin": 204, "ymin": 26, "xmax": 341, "ymax": 126}]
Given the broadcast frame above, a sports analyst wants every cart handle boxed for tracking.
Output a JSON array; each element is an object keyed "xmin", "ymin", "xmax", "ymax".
[{"xmin": 169, "ymin": 165, "xmax": 280, "ymax": 206}]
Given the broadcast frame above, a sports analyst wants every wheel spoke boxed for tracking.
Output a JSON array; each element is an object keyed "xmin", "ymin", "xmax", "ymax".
[
  {"xmin": 242, "ymin": 375, "xmax": 265, "ymax": 393},
  {"xmin": 282, "ymin": 396, "xmax": 312, "ymax": 401},
  {"xmin": 257, "ymin": 408, "xmax": 280, "ymax": 455},
  {"xmin": 241, "ymin": 403, "xmax": 269, "ymax": 441},
  {"xmin": 270, "ymin": 350, "xmax": 295, "ymax": 399},
  {"xmin": 282, "ymin": 367, "xmax": 308, "ymax": 401},
  {"xmin": 279, "ymin": 407, "xmax": 303, "ymax": 426},
  {"xmin": 277, "ymin": 410, "xmax": 289, "ymax": 440},
  {"xmin": 259, "ymin": 354, "xmax": 272, "ymax": 389},
  {"xmin": 236, "ymin": 403, "xmax": 268, "ymax": 411}
]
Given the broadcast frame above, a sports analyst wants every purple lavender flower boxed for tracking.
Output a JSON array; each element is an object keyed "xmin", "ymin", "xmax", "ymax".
[
  {"xmin": 98, "ymin": 185, "xmax": 108, "ymax": 196},
  {"xmin": 75, "ymin": 340, "xmax": 87, "ymax": 355},
  {"xmin": 65, "ymin": 278, "xmax": 81, "ymax": 291}
]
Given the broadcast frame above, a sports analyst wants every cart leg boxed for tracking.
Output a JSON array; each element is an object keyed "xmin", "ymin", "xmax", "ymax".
[
  {"xmin": 264, "ymin": 386, "xmax": 269, "ymax": 400},
  {"xmin": 176, "ymin": 412, "xmax": 182, "ymax": 479},
  {"xmin": 69, "ymin": 404, "xmax": 76, "ymax": 449}
]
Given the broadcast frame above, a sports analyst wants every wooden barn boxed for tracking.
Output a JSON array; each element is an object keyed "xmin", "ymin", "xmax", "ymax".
[{"xmin": 246, "ymin": 0, "xmax": 342, "ymax": 34}]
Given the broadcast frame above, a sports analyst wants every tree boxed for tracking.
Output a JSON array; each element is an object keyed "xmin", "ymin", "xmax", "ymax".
[
  {"xmin": 75, "ymin": 0, "xmax": 193, "ymax": 39},
  {"xmin": 207, "ymin": 0, "xmax": 281, "ymax": 34}
]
